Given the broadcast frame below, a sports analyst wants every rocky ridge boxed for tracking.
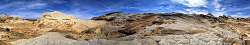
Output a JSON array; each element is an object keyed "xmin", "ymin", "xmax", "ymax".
[{"xmin": 0, "ymin": 12, "xmax": 250, "ymax": 45}]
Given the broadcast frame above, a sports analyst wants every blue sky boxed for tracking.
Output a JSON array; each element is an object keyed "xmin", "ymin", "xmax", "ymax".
[{"xmin": 0, "ymin": 0, "xmax": 250, "ymax": 19}]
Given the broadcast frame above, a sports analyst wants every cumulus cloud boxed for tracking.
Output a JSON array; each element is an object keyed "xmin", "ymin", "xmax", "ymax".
[
  {"xmin": 171, "ymin": 0, "xmax": 208, "ymax": 7},
  {"xmin": 173, "ymin": 0, "xmax": 227, "ymax": 16},
  {"xmin": 170, "ymin": 0, "xmax": 232, "ymax": 17}
]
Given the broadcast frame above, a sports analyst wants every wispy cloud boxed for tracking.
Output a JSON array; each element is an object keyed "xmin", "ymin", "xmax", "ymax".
[
  {"xmin": 187, "ymin": 9, "xmax": 208, "ymax": 14},
  {"xmin": 16, "ymin": 3, "xmax": 48, "ymax": 10},
  {"xmin": 230, "ymin": 12, "xmax": 249, "ymax": 18},
  {"xmin": 171, "ymin": 0, "xmax": 208, "ymax": 7},
  {"xmin": 8, "ymin": 11, "xmax": 42, "ymax": 19},
  {"xmin": 0, "ymin": 1, "xmax": 48, "ymax": 11},
  {"xmin": 170, "ymin": 0, "xmax": 230, "ymax": 17},
  {"xmin": 168, "ymin": 0, "xmax": 209, "ymax": 14},
  {"xmin": 212, "ymin": 0, "xmax": 224, "ymax": 11},
  {"xmin": 0, "ymin": 0, "xmax": 249, "ymax": 18},
  {"xmin": 28, "ymin": 3, "xmax": 47, "ymax": 8},
  {"xmin": 0, "ymin": 2, "xmax": 24, "ymax": 9},
  {"xmin": 64, "ymin": 8, "xmax": 97, "ymax": 19},
  {"xmin": 227, "ymin": 6, "xmax": 250, "ymax": 12},
  {"xmin": 211, "ymin": 0, "xmax": 227, "ymax": 16},
  {"xmin": 0, "ymin": 1, "xmax": 49, "ymax": 18}
]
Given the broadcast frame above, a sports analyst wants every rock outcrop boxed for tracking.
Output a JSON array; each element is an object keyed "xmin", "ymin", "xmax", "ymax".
[
  {"xmin": 91, "ymin": 13, "xmax": 242, "ymax": 45},
  {"xmin": 35, "ymin": 11, "xmax": 105, "ymax": 40},
  {"xmin": 1, "ymin": 12, "xmax": 250, "ymax": 45},
  {"xmin": 36, "ymin": 11, "xmax": 78, "ymax": 32},
  {"xmin": 0, "ymin": 11, "xmax": 105, "ymax": 44},
  {"xmin": 36, "ymin": 11, "xmax": 104, "ymax": 33}
]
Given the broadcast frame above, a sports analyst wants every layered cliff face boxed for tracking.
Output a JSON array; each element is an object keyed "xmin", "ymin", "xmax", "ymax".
[
  {"xmin": 91, "ymin": 12, "xmax": 242, "ymax": 45},
  {"xmin": 0, "ymin": 12, "xmax": 250, "ymax": 45}
]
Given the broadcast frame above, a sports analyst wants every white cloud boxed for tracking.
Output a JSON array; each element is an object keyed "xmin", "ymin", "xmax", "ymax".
[
  {"xmin": 0, "ymin": 1, "xmax": 48, "ymax": 18},
  {"xmin": 15, "ymin": 3, "xmax": 48, "ymax": 11},
  {"xmin": 212, "ymin": 0, "xmax": 226, "ymax": 14},
  {"xmin": 230, "ymin": 13, "xmax": 248, "ymax": 18},
  {"xmin": 212, "ymin": 0, "xmax": 222, "ymax": 10},
  {"xmin": 9, "ymin": 11, "xmax": 42, "ymax": 19},
  {"xmin": 174, "ymin": 10, "xmax": 187, "ymax": 13},
  {"xmin": 0, "ymin": 1, "xmax": 48, "ymax": 11},
  {"xmin": 185, "ymin": 8, "xmax": 224, "ymax": 17},
  {"xmin": 171, "ymin": 0, "xmax": 228, "ymax": 17},
  {"xmin": 209, "ymin": 0, "xmax": 248, "ymax": 18},
  {"xmin": 211, "ymin": 0, "xmax": 227, "ymax": 16},
  {"xmin": 212, "ymin": 11, "xmax": 225, "ymax": 16},
  {"xmin": 51, "ymin": 0, "xmax": 67, "ymax": 4},
  {"xmin": 65, "ymin": 9, "xmax": 95, "ymax": 19},
  {"xmin": 28, "ymin": 3, "xmax": 47, "ymax": 8},
  {"xmin": 227, "ymin": 6, "xmax": 250, "ymax": 12},
  {"xmin": 171, "ymin": 0, "xmax": 208, "ymax": 7},
  {"xmin": 0, "ymin": 2, "xmax": 24, "ymax": 9},
  {"xmin": 185, "ymin": 9, "xmax": 208, "ymax": 14}
]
